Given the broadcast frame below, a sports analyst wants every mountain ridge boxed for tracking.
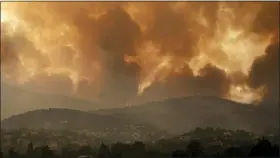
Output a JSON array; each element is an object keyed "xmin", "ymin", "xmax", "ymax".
[{"xmin": 2, "ymin": 95, "xmax": 278, "ymax": 134}]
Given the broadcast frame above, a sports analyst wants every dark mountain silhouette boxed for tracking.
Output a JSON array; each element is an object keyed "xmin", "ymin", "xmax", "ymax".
[
  {"xmin": 1, "ymin": 81, "xmax": 100, "ymax": 119},
  {"xmin": 93, "ymin": 96, "xmax": 279, "ymax": 134},
  {"xmin": 1, "ymin": 108, "xmax": 130, "ymax": 131},
  {"xmin": 1, "ymin": 93, "xmax": 278, "ymax": 134}
]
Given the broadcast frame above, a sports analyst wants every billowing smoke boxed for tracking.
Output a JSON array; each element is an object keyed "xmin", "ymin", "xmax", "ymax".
[
  {"xmin": 97, "ymin": 7, "xmax": 141, "ymax": 105},
  {"xmin": 1, "ymin": 2, "xmax": 279, "ymax": 107},
  {"xmin": 249, "ymin": 43, "xmax": 279, "ymax": 104}
]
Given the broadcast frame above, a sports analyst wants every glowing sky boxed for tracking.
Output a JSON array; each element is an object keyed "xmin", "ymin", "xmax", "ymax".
[{"xmin": 1, "ymin": 2, "xmax": 279, "ymax": 107}]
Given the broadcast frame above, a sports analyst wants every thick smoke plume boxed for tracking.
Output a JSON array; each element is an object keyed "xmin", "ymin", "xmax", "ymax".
[{"xmin": 1, "ymin": 2, "xmax": 279, "ymax": 107}]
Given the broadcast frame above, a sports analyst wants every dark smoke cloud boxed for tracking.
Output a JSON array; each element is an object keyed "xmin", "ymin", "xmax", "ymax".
[
  {"xmin": 247, "ymin": 2, "xmax": 279, "ymax": 104},
  {"xmin": 96, "ymin": 7, "xmax": 141, "ymax": 105},
  {"xmin": 193, "ymin": 64, "xmax": 230, "ymax": 96},
  {"xmin": 137, "ymin": 64, "xmax": 230, "ymax": 103},
  {"xmin": 171, "ymin": 64, "xmax": 229, "ymax": 97},
  {"xmin": 249, "ymin": 43, "xmax": 279, "ymax": 103}
]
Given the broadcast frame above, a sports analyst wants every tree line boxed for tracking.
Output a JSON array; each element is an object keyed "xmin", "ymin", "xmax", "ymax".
[{"xmin": 2, "ymin": 137, "xmax": 279, "ymax": 158}]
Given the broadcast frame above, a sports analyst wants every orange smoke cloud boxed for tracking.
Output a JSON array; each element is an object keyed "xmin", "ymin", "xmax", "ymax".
[{"xmin": 1, "ymin": 2, "xmax": 279, "ymax": 106}]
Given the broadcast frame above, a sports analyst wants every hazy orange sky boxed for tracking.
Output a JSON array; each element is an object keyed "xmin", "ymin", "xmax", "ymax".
[{"xmin": 1, "ymin": 2, "xmax": 279, "ymax": 108}]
